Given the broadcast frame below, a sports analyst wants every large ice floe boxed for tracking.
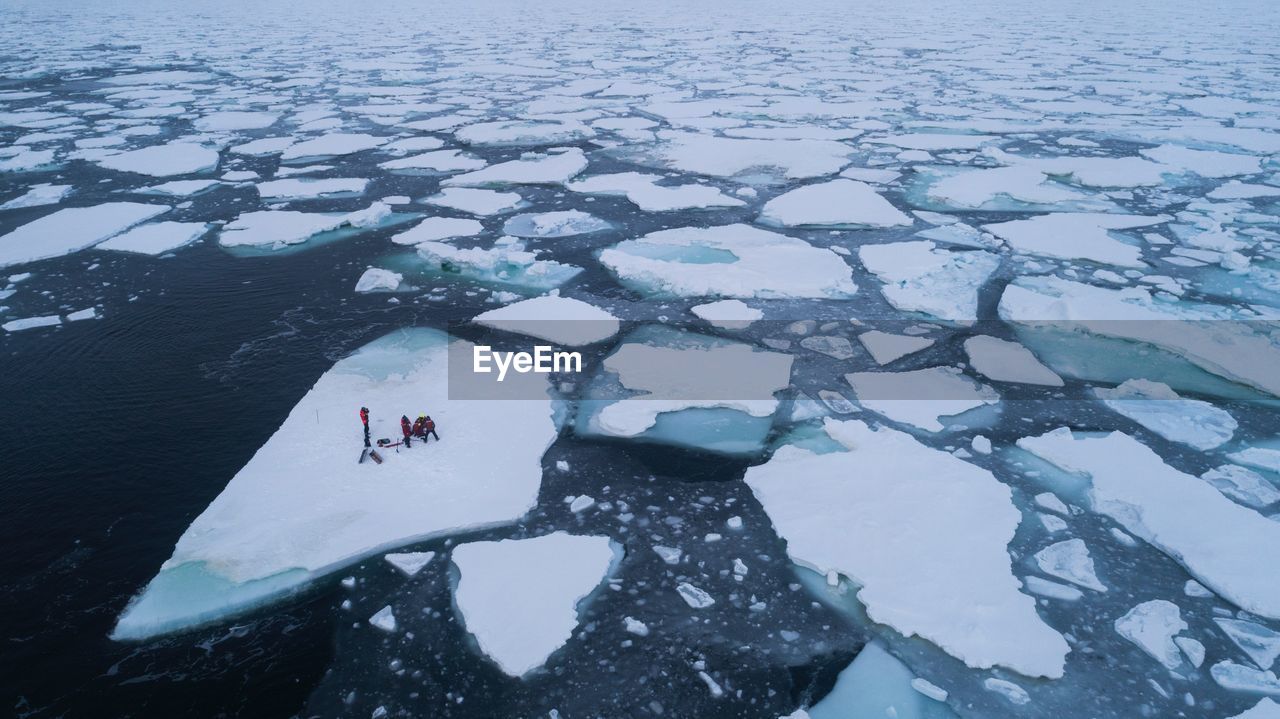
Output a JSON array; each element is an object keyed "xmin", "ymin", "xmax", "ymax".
[
  {"xmin": 473, "ymin": 295, "xmax": 620, "ymax": 346},
  {"xmin": 999, "ymin": 276, "xmax": 1280, "ymax": 397},
  {"xmin": 746, "ymin": 419, "xmax": 1069, "ymax": 678},
  {"xmin": 599, "ymin": 224, "xmax": 857, "ymax": 299},
  {"xmin": 1018, "ymin": 428, "xmax": 1280, "ymax": 619},
  {"xmin": 0, "ymin": 202, "xmax": 169, "ymax": 268},
  {"xmin": 450, "ymin": 532, "xmax": 619, "ymax": 676},
  {"xmin": 113, "ymin": 328, "xmax": 557, "ymax": 639}
]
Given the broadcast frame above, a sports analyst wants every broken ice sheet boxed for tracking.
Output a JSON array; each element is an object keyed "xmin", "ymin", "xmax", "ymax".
[
  {"xmin": 113, "ymin": 329, "xmax": 557, "ymax": 640},
  {"xmin": 575, "ymin": 325, "xmax": 792, "ymax": 456},
  {"xmin": 746, "ymin": 419, "xmax": 1069, "ymax": 678}
]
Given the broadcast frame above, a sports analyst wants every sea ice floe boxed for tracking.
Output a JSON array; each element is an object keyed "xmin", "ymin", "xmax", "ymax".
[
  {"xmin": 746, "ymin": 419, "xmax": 1069, "ymax": 678},
  {"xmin": 1019, "ymin": 428, "xmax": 1280, "ymax": 619},
  {"xmin": 599, "ymin": 224, "xmax": 857, "ymax": 299},
  {"xmin": 567, "ymin": 171, "xmax": 745, "ymax": 211},
  {"xmin": 114, "ymin": 328, "xmax": 557, "ymax": 640},
  {"xmin": 97, "ymin": 221, "xmax": 209, "ymax": 255},
  {"xmin": 919, "ymin": 165, "xmax": 1108, "ymax": 212},
  {"xmin": 1201, "ymin": 466, "xmax": 1280, "ymax": 509},
  {"xmin": 502, "ymin": 210, "xmax": 611, "ymax": 238},
  {"xmin": 454, "ymin": 119, "xmax": 594, "ymax": 146},
  {"xmin": 577, "ymin": 327, "xmax": 792, "ymax": 454},
  {"xmin": 379, "ymin": 149, "xmax": 487, "ymax": 173},
  {"xmin": 1228, "ymin": 448, "xmax": 1280, "ymax": 476},
  {"xmin": 1139, "ymin": 145, "xmax": 1262, "ymax": 179},
  {"xmin": 1227, "ymin": 699, "xmax": 1280, "ymax": 719},
  {"xmin": 845, "ymin": 366, "xmax": 1000, "ymax": 433},
  {"xmin": 757, "ymin": 179, "xmax": 912, "ymax": 228},
  {"xmin": 999, "ymin": 276, "xmax": 1280, "ymax": 397},
  {"xmin": 1114, "ymin": 600, "xmax": 1188, "ymax": 672},
  {"xmin": 3, "ymin": 315, "xmax": 61, "ymax": 332},
  {"xmin": 383, "ymin": 551, "xmax": 434, "ymax": 577},
  {"xmin": 640, "ymin": 131, "xmax": 854, "ymax": 180},
  {"xmin": 1211, "ymin": 661, "xmax": 1280, "ymax": 696},
  {"xmin": 1034, "ymin": 538, "xmax": 1107, "ymax": 592},
  {"xmin": 218, "ymin": 203, "xmax": 393, "ymax": 250},
  {"xmin": 279, "ymin": 133, "xmax": 388, "ymax": 161},
  {"xmin": 690, "ymin": 299, "xmax": 763, "ymax": 329},
  {"xmin": 1094, "ymin": 379, "xmax": 1236, "ymax": 450},
  {"xmin": 0, "ymin": 183, "xmax": 72, "ymax": 210},
  {"xmin": 390, "ymin": 217, "xmax": 484, "ymax": 245},
  {"xmin": 982, "ymin": 213, "xmax": 1168, "ymax": 268},
  {"xmin": 867, "ymin": 134, "xmax": 999, "ymax": 151},
  {"xmin": 451, "ymin": 532, "xmax": 617, "ymax": 676},
  {"xmin": 858, "ymin": 241, "xmax": 999, "ymax": 322},
  {"xmin": 96, "ymin": 140, "xmax": 220, "ymax": 177},
  {"xmin": 134, "ymin": 179, "xmax": 222, "ymax": 197},
  {"xmin": 1208, "ymin": 181, "xmax": 1280, "ymax": 201},
  {"xmin": 255, "ymin": 178, "xmax": 369, "ymax": 201},
  {"xmin": 473, "ymin": 295, "xmax": 620, "ymax": 346},
  {"xmin": 858, "ymin": 331, "xmax": 935, "ymax": 365},
  {"xmin": 192, "ymin": 111, "xmax": 280, "ymax": 132},
  {"xmin": 443, "ymin": 148, "xmax": 587, "ymax": 187},
  {"xmin": 0, "ymin": 202, "xmax": 169, "ymax": 268},
  {"xmin": 354, "ymin": 267, "xmax": 404, "ymax": 293},
  {"xmin": 963, "ymin": 335, "xmax": 1063, "ymax": 387},
  {"xmin": 423, "ymin": 187, "xmax": 524, "ymax": 216},
  {"xmin": 415, "ymin": 237, "xmax": 582, "ymax": 292},
  {"xmin": 1215, "ymin": 618, "xmax": 1280, "ymax": 671}
]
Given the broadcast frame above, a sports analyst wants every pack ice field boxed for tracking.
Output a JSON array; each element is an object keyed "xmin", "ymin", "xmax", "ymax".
[{"xmin": 2, "ymin": 0, "xmax": 1280, "ymax": 718}]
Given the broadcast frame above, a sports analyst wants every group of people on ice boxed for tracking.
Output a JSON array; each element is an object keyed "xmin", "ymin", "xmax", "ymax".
[{"xmin": 359, "ymin": 406, "xmax": 439, "ymax": 449}]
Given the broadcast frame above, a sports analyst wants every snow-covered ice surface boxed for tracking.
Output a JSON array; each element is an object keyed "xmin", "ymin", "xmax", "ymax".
[
  {"xmin": 3, "ymin": 0, "xmax": 1280, "ymax": 717},
  {"xmin": 113, "ymin": 328, "xmax": 557, "ymax": 640},
  {"xmin": 451, "ymin": 532, "xmax": 620, "ymax": 676}
]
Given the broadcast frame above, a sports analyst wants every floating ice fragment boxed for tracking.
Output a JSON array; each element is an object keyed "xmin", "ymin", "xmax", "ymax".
[
  {"xmin": 758, "ymin": 179, "xmax": 912, "ymax": 228},
  {"xmin": 1115, "ymin": 600, "xmax": 1186, "ymax": 671},
  {"xmin": 0, "ymin": 202, "xmax": 169, "ymax": 268},
  {"xmin": 964, "ymin": 335, "xmax": 1063, "ymax": 386},
  {"xmin": 384, "ymin": 551, "xmax": 435, "ymax": 577},
  {"xmin": 369, "ymin": 606, "xmax": 397, "ymax": 633},
  {"xmin": 451, "ymin": 532, "xmax": 617, "ymax": 677},
  {"xmin": 1094, "ymin": 379, "xmax": 1236, "ymax": 450},
  {"xmin": 1034, "ymin": 539, "xmax": 1107, "ymax": 592},
  {"xmin": 474, "ymin": 295, "xmax": 619, "ymax": 346},
  {"xmin": 676, "ymin": 582, "xmax": 715, "ymax": 609}
]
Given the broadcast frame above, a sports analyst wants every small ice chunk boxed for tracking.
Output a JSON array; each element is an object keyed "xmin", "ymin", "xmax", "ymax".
[
  {"xmin": 1034, "ymin": 492, "xmax": 1069, "ymax": 516},
  {"xmin": 0, "ymin": 183, "xmax": 72, "ymax": 210},
  {"xmin": 354, "ymin": 268, "xmax": 404, "ymax": 293},
  {"xmin": 569, "ymin": 495, "xmax": 595, "ymax": 513},
  {"xmin": 982, "ymin": 213, "xmax": 1167, "ymax": 268},
  {"xmin": 971, "ymin": 435, "xmax": 993, "ymax": 455},
  {"xmin": 1023, "ymin": 576, "xmax": 1084, "ymax": 601},
  {"xmin": 280, "ymin": 133, "xmax": 388, "ymax": 161},
  {"xmin": 623, "ymin": 616, "xmax": 649, "ymax": 636},
  {"xmin": 369, "ymin": 605, "xmax": 397, "ymax": 633},
  {"xmin": 983, "ymin": 678, "xmax": 1030, "ymax": 705},
  {"xmin": 384, "ymin": 551, "xmax": 435, "ymax": 577},
  {"xmin": 857, "ymin": 330, "xmax": 934, "ymax": 365},
  {"xmin": 1115, "ymin": 600, "xmax": 1186, "ymax": 671},
  {"xmin": 676, "ymin": 582, "xmax": 715, "ymax": 609},
  {"xmin": 1034, "ymin": 538, "xmax": 1107, "ymax": 592},
  {"xmin": 1175, "ymin": 636, "xmax": 1206, "ymax": 668},
  {"xmin": 911, "ymin": 677, "xmax": 948, "ymax": 702},
  {"xmin": 859, "ymin": 241, "xmax": 999, "ymax": 322},
  {"xmin": 652, "ymin": 546, "xmax": 682, "ymax": 565},
  {"xmin": 66, "ymin": 307, "xmax": 99, "ymax": 322},
  {"xmin": 691, "ymin": 299, "xmax": 763, "ymax": 329},
  {"xmin": 799, "ymin": 335, "xmax": 855, "ymax": 360}
]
